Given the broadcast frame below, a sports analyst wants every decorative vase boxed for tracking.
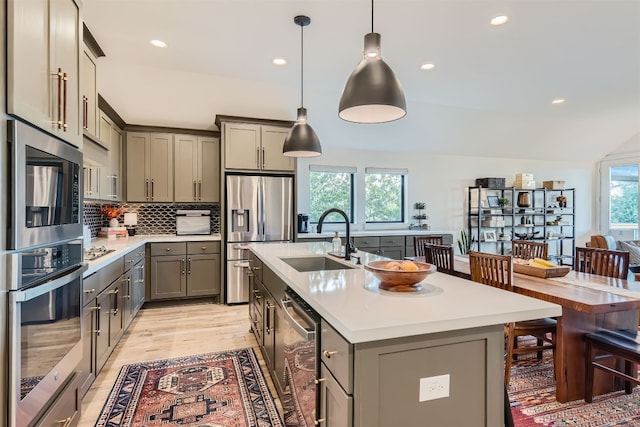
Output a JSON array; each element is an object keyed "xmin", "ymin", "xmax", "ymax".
[
  {"xmin": 517, "ymin": 192, "xmax": 530, "ymax": 208},
  {"xmin": 558, "ymin": 201, "xmax": 566, "ymax": 208},
  {"xmin": 109, "ymin": 218, "xmax": 119, "ymax": 228}
]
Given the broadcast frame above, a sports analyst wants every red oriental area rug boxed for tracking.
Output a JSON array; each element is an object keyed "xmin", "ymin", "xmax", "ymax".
[
  {"xmin": 508, "ymin": 352, "xmax": 640, "ymax": 426},
  {"xmin": 95, "ymin": 348, "xmax": 283, "ymax": 427}
]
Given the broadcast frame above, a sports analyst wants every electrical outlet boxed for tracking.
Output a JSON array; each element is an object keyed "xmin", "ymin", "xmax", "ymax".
[{"xmin": 419, "ymin": 374, "xmax": 450, "ymax": 402}]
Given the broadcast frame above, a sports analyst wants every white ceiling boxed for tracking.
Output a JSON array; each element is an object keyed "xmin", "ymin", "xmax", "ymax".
[{"xmin": 83, "ymin": 0, "xmax": 640, "ymax": 162}]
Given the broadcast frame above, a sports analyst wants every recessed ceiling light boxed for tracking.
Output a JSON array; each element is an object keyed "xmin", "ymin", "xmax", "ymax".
[
  {"xmin": 490, "ymin": 15, "xmax": 509, "ymax": 26},
  {"xmin": 150, "ymin": 39, "xmax": 167, "ymax": 48},
  {"xmin": 272, "ymin": 58, "xmax": 287, "ymax": 66},
  {"xmin": 551, "ymin": 98, "xmax": 566, "ymax": 104},
  {"xmin": 420, "ymin": 63, "xmax": 435, "ymax": 71}
]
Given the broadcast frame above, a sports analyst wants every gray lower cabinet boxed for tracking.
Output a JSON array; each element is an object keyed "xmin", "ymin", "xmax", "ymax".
[
  {"xmin": 319, "ymin": 320, "xmax": 505, "ymax": 427},
  {"xmin": 34, "ymin": 373, "xmax": 81, "ymax": 427},
  {"xmin": 149, "ymin": 242, "xmax": 221, "ymax": 300}
]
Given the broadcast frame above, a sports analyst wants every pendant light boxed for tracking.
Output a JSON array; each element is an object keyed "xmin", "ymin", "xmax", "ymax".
[
  {"xmin": 283, "ymin": 15, "xmax": 322, "ymax": 157},
  {"xmin": 338, "ymin": 0, "xmax": 406, "ymax": 123}
]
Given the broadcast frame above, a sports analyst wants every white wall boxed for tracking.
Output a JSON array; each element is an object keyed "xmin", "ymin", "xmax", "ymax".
[{"xmin": 296, "ymin": 146, "xmax": 596, "ymax": 246}]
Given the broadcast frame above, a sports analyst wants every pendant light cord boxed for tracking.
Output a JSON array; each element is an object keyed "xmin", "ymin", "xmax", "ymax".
[
  {"xmin": 371, "ymin": 0, "xmax": 374, "ymax": 32},
  {"xmin": 300, "ymin": 22, "xmax": 304, "ymax": 108}
]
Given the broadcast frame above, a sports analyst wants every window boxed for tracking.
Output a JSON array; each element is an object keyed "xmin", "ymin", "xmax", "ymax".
[
  {"xmin": 365, "ymin": 168, "xmax": 407, "ymax": 223},
  {"xmin": 610, "ymin": 164, "xmax": 638, "ymax": 229},
  {"xmin": 308, "ymin": 166, "xmax": 355, "ymax": 223}
]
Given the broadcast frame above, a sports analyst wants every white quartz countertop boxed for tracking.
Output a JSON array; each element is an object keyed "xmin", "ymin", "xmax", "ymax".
[
  {"xmin": 248, "ymin": 242, "xmax": 562, "ymax": 343},
  {"xmin": 83, "ymin": 234, "xmax": 221, "ymax": 277},
  {"xmin": 297, "ymin": 229, "xmax": 449, "ymax": 239}
]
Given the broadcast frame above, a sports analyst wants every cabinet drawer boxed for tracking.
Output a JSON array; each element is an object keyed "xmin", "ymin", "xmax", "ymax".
[
  {"xmin": 102, "ymin": 256, "xmax": 125, "ymax": 286},
  {"xmin": 150, "ymin": 242, "xmax": 186, "ymax": 256},
  {"xmin": 353, "ymin": 236, "xmax": 380, "ymax": 248},
  {"xmin": 82, "ymin": 272, "xmax": 100, "ymax": 306},
  {"xmin": 124, "ymin": 246, "xmax": 146, "ymax": 270},
  {"xmin": 321, "ymin": 319, "xmax": 353, "ymax": 393},
  {"xmin": 35, "ymin": 373, "xmax": 79, "ymax": 427},
  {"xmin": 379, "ymin": 236, "xmax": 404, "ymax": 247},
  {"xmin": 187, "ymin": 241, "xmax": 221, "ymax": 254}
]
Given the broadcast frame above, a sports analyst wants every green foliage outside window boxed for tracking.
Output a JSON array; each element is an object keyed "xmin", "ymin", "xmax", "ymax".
[
  {"xmin": 309, "ymin": 171, "xmax": 353, "ymax": 222},
  {"xmin": 365, "ymin": 173, "xmax": 404, "ymax": 222},
  {"xmin": 610, "ymin": 180, "xmax": 638, "ymax": 225}
]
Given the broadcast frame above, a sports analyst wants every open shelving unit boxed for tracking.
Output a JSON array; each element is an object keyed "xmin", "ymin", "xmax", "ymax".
[{"xmin": 467, "ymin": 186, "xmax": 576, "ymax": 265}]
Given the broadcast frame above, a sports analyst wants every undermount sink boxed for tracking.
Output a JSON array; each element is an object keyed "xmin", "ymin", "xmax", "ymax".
[{"xmin": 281, "ymin": 256, "xmax": 357, "ymax": 272}]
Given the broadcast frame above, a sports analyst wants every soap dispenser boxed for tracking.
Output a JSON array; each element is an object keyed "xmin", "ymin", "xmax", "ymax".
[{"xmin": 332, "ymin": 232, "xmax": 342, "ymax": 254}]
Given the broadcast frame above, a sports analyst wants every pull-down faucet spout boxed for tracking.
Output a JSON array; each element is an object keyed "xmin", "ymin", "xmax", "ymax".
[{"xmin": 317, "ymin": 208, "xmax": 354, "ymax": 260}]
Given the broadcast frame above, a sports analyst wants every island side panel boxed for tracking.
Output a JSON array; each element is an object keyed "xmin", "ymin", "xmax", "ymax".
[{"xmin": 353, "ymin": 325, "xmax": 504, "ymax": 427}]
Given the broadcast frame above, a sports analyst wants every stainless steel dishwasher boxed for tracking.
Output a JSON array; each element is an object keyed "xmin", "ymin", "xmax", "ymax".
[{"xmin": 277, "ymin": 288, "xmax": 320, "ymax": 427}]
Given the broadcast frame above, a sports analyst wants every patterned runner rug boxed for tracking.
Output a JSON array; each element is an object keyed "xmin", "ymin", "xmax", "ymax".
[
  {"xmin": 509, "ymin": 352, "xmax": 640, "ymax": 426},
  {"xmin": 95, "ymin": 348, "xmax": 283, "ymax": 427}
]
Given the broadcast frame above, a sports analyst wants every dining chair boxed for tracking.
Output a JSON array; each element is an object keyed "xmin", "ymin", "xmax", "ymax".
[
  {"xmin": 414, "ymin": 235, "xmax": 444, "ymax": 257},
  {"xmin": 511, "ymin": 240, "xmax": 548, "ymax": 260},
  {"xmin": 574, "ymin": 247, "xmax": 630, "ymax": 279},
  {"xmin": 422, "ymin": 243, "xmax": 455, "ymax": 276},
  {"xmin": 469, "ymin": 251, "xmax": 556, "ymax": 385}
]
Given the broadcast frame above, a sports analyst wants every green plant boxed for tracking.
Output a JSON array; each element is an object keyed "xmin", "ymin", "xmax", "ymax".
[
  {"xmin": 498, "ymin": 197, "xmax": 510, "ymax": 207},
  {"xmin": 457, "ymin": 230, "xmax": 474, "ymax": 254}
]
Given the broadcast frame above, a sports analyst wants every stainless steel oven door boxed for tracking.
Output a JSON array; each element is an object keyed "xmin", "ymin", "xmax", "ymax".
[
  {"xmin": 9, "ymin": 263, "xmax": 86, "ymax": 427},
  {"xmin": 8, "ymin": 120, "xmax": 83, "ymax": 249}
]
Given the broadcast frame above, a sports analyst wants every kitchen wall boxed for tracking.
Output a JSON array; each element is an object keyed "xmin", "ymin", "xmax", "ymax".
[
  {"xmin": 296, "ymin": 146, "xmax": 595, "ymax": 246},
  {"xmin": 84, "ymin": 202, "xmax": 220, "ymax": 237},
  {"xmin": 1, "ymin": 0, "xmax": 9, "ymax": 421}
]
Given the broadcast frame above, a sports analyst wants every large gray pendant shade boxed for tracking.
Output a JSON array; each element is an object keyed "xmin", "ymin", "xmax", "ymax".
[
  {"xmin": 283, "ymin": 15, "xmax": 322, "ymax": 158},
  {"xmin": 338, "ymin": 2, "xmax": 406, "ymax": 123}
]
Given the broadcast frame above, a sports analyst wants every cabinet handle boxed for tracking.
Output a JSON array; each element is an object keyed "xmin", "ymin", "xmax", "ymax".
[
  {"xmin": 137, "ymin": 251, "xmax": 145, "ymax": 256},
  {"xmin": 188, "ymin": 257, "xmax": 192, "ymax": 274},
  {"xmin": 256, "ymin": 147, "xmax": 260, "ymax": 168},
  {"xmin": 193, "ymin": 180, "xmax": 197, "ymax": 200},
  {"xmin": 84, "ymin": 288, "xmax": 96, "ymax": 294},
  {"xmin": 201, "ymin": 246, "xmax": 207, "ymax": 251},
  {"xmin": 314, "ymin": 377, "xmax": 326, "ymax": 384},
  {"xmin": 62, "ymin": 72, "xmax": 68, "ymax": 131},
  {"xmin": 198, "ymin": 180, "xmax": 202, "ymax": 200},
  {"xmin": 265, "ymin": 301, "xmax": 273, "ymax": 333},
  {"xmin": 145, "ymin": 179, "xmax": 149, "ymax": 200},
  {"xmin": 53, "ymin": 68, "xmax": 62, "ymax": 129},
  {"xmin": 56, "ymin": 416, "xmax": 73, "ymax": 427},
  {"xmin": 95, "ymin": 304, "xmax": 101, "ymax": 335},
  {"xmin": 314, "ymin": 418, "xmax": 326, "ymax": 425},
  {"xmin": 322, "ymin": 350, "xmax": 338, "ymax": 358},
  {"xmin": 127, "ymin": 259, "xmax": 134, "ymax": 264},
  {"xmin": 182, "ymin": 258, "xmax": 185, "ymax": 275},
  {"xmin": 151, "ymin": 179, "xmax": 155, "ymax": 200},
  {"xmin": 262, "ymin": 147, "xmax": 265, "ymax": 168},
  {"xmin": 82, "ymin": 96, "xmax": 87, "ymax": 129},
  {"xmin": 166, "ymin": 248, "xmax": 172, "ymax": 252}
]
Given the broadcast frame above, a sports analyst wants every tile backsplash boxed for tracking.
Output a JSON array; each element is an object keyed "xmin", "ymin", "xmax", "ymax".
[{"xmin": 84, "ymin": 202, "xmax": 220, "ymax": 237}]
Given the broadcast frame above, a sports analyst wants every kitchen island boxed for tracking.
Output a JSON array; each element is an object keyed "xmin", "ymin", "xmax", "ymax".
[{"xmin": 248, "ymin": 241, "xmax": 561, "ymax": 427}]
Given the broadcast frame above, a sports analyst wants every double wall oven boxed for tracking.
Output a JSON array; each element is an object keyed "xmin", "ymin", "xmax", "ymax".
[{"xmin": 7, "ymin": 119, "xmax": 85, "ymax": 426}]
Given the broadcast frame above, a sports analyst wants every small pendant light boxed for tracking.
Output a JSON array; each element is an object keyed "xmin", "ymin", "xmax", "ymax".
[
  {"xmin": 338, "ymin": 0, "xmax": 406, "ymax": 123},
  {"xmin": 283, "ymin": 15, "xmax": 322, "ymax": 157}
]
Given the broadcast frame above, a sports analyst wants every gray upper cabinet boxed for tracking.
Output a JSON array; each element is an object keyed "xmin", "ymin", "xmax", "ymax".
[
  {"xmin": 126, "ymin": 132, "xmax": 174, "ymax": 202},
  {"xmin": 174, "ymin": 134, "xmax": 220, "ymax": 202},
  {"xmin": 223, "ymin": 122, "xmax": 294, "ymax": 172},
  {"xmin": 7, "ymin": 0, "xmax": 82, "ymax": 148},
  {"xmin": 81, "ymin": 48, "xmax": 98, "ymax": 139}
]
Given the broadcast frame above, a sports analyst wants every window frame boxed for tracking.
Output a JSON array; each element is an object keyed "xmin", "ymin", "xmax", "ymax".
[
  {"xmin": 364, "ymin": 167, "xmax": 407, "ymax": 224},
  {"xmin": 599, "ymin": 155, "xmax": 640, "ymax": 239},
  {"xmin": 308, "ymin": 166, "xmax": 356, "ymax": 224}
]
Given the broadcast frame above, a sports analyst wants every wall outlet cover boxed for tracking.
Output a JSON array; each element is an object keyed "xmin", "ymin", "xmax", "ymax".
[{"xmin": 419, "ymin": 374, "xmax": 450, "ymax": 402}]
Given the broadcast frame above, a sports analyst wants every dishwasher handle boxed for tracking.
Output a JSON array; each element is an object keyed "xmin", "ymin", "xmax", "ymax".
[{"xmin": 281, "ymin": 298, "xmax": 316, "ymax": 342}]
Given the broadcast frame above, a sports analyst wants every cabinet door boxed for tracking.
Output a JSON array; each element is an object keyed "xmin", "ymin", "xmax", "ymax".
[
  {"xmin": 110, "ymin": 125, "xmax": 123, "ymax": 201},
  {"xmin": 98, "ymin": 110, "xmax": 112, "ymax": 150},
  {"xmin": 95, "ymin": 289, "xmax": 112, "ymax": 374},
  {"xmin": 224, "ymin": 123, "xmax": 261, "ymax": 170},
  {"xmin": 121, "ymin": 271, "xmax": 134, "ymax": 330},
  {"xmin": 187, "ymin": 254, "xmax": 220, "ymax": 297},
  {"xmin": 126, "ymin": 132, "xmax": 150, "ymax": 201},
  {"xmin": 149, "ymin": 133, "xmax": 174, "ymax": 202},
  {"xmin": 81, "ymin": 49, "xmax": 98, "ymax": 138},
  {"xmin": 150, "ymin": 255, "xmax": 187, "ymax": 299},
  {"xmin": 262, "ymin": 290, "xmax": 277, "ymax": 372},
  {"xmin": 50, "ymin": 0, "xmax": 82, "ymax": 147},
  {"xmin": 79, "ymin": 302, "xmax": 97, "ymax": 397},
  {"xmin": 83, "ymin": 165, "xmax": 101, "ymax": 200},
  {"xmin": 174, "ymin": 134, "xmax": 198, "ymax": 202},
  {"xmin": 198, "ymin": 137, "xmax": 220, "ymax": 202},
  {"xmin": 108, "ymin": 280, "xmax": 125, "ymax": 350},
  {"xmin": 7, "ymin": 0, "xmax": 50, "ymax": 131},
  {"xmin": 379, "ymin": 247, "xmax": 404, "ymax": 259},
  {"xmin": 261, "ymin": 125, "xmax": 294, "ymax": 171},
  {"xmin": 320, "ymin": 364, "xmax": 353, "ymax": 427},
  {"xmin": 133, "ymin": 260, "xmax": 146, "ymax": 315}
]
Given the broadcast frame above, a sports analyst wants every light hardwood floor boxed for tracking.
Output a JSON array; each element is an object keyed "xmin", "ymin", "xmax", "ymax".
[{"xmin": 77, "ymin": 300, "xmax": 279, "ymax": 426}]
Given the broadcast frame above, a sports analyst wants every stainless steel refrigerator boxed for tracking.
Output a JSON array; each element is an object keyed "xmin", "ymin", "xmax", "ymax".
[{"xmin": 226, "ymin": 174, "xmax": 293, "ymax": 303}]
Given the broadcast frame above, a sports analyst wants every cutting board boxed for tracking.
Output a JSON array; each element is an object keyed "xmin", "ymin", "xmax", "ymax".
[{"xmin": 514, "ymin": 263, "xmax": 571, "ymax": 278}]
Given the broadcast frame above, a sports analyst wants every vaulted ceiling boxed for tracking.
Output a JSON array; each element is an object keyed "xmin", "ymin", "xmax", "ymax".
[{"xmin": 83, "ymin": 0, "xmax": 640, "ymax": 162}]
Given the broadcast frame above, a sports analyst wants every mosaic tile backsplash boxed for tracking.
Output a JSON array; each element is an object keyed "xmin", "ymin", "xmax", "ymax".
[{"xmin": 84, "ymin": 202, "xmax": 220, "ymax": 237}]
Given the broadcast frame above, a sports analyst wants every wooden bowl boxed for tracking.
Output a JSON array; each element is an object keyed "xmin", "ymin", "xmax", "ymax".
[{"xmin": 364, "ymin": 260, "xmax": 436, "ymax": 291}]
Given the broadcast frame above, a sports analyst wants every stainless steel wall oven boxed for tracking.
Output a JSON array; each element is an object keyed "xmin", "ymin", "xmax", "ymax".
[
  {"xmin": 7, "ymin": 239, "xmax": 86, "ymax": 426},
  {"xmin": 8, "ymin": 119, "xmax": 83, "ymax": 250}
]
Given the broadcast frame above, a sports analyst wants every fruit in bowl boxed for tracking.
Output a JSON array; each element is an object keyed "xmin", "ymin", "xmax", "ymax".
[{"xmin": 365, "ymin": 260, "xmax": 436, "ymax": 291}]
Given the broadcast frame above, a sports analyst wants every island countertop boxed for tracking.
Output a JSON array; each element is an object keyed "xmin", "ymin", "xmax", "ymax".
[{"xmin": 248, "ymin": 241, "xmax": 562, "ymax": 343}]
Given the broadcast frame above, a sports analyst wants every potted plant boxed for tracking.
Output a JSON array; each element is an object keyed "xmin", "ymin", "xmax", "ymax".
[{"xmin": 497, "ymin": 197, "xmax": 510, "ymax": 208}]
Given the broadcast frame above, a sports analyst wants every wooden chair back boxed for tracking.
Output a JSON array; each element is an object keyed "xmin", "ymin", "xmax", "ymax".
[
  {"xmin": 423, "ymin": 243, "xmax": 455, "ymax": 275},
  {"xmin": 414, "ymin": 235, "xmax": 444, "ymax": 256},
  {"xmin": 574, "ymin": 247, "xmax": 630, "ymax": 279},
  {"xmin": 469, "ymin": 251, "xmax": 513, "ymax": 291},
  {"xmin": 511, "ymin": 240, "xmax": 548, "ymax": 260}
]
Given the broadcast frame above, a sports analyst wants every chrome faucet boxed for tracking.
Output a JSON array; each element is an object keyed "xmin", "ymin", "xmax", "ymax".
[{"xmin": 317, "ymin": 208, "xmax": 355, "ymax": 260}]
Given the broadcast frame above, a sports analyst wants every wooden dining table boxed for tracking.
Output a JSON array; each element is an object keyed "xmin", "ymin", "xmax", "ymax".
[{"xmin": 437, "ymin": 255, "xmax": 640, "ymax": 402}]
